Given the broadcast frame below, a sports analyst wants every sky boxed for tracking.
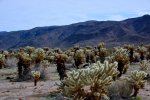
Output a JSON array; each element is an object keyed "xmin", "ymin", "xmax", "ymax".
[{"xmin": 0, "ymin": 0, "xmax": 150, "ymax": 32}]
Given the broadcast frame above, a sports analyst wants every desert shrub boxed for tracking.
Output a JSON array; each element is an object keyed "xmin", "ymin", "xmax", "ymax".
[
  {"xmin": 137, "ymin": 45, "xmax": 147, "ymax": 61},
  {"xmin": 54, "ymin": 53, "xmax": 68, "ymax": 80},
  {"xmin": 74, "ymin": 49, "xmax": 86, "ymax": 69},
  {"xmin": 108, "ymin": 70, "xmax": 147, "ymax": 100},
  {"xmin": 61, "ymin": 61, "xmax": 119, "ymax": 100},
  {"xmin": 111, "ymin": 47, "xmax": 129, "ymax": 77},
  {"xmin": 0, "ymin": 53, "xmax": 5, "ymax": 69}
]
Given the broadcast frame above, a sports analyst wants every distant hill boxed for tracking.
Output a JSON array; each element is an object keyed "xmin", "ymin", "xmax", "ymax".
[{"xmin": 0, "ymin": 15, "xmax": 150, "ymax": 49}]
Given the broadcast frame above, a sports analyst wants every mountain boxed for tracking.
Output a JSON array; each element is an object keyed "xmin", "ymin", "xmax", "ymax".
[{"xmin": 0, "ymin": 15, "xmax": 150, "ymax": 49}]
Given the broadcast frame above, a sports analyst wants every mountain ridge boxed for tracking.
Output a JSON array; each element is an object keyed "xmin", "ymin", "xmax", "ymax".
[{"xmin": 0, "ymin": 15, "xmax": 150, "ymax": 49}]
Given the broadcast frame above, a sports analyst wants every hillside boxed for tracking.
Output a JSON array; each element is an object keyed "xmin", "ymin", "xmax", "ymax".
[{"xmin": 0, "ymin": 15, "xmax": 150, "ymax": 49}]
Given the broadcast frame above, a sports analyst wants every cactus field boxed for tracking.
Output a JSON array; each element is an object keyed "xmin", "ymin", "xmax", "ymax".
[{"xmin": 0, "ymin": 44, "xmax": 150, "ymax": 100}]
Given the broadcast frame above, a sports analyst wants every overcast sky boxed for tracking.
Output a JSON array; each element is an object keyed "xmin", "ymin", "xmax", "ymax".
[{"xmin": 0, "ymin": 0, "xmax": 150, "ymax": 31}]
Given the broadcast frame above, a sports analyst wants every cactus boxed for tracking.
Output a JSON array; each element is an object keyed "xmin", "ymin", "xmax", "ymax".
[
  {"xmin": 97, "ymin": 42, "xmax": 105, "ymax": 49},
  {"xmin": 15, "ymin": 49, "xmax": 32, "ymax": 80},
  {"xmin": 31, "ymin": 48, "xmax": 45, "ymax": 63},
  {"xmin": 137, "ymin": 46, "xmax": 147, "ymax": 60},
  {"xmin": 84, "ymin": 49, "xmax": 96, "ymax": 63},
  {"xmin": 98, "ymin": 48, "xmax": 108, "ymax": 63},
  {"xmin": 97, "ymin": 42, "xmax": 108, "ymax": 63},
  {"xmin": 127, "ymin": 70, "xmax": 147, "ymax": 97},
  {"xmin": 61, "ymin": 61, "xmax": 119, "ymax": 100},
  {"xmin": 22, "ymin": 53, "xmax": 32, "ymax": 65},
  {"xmin": 0, "ymin": 54, "xmax": 5, "ymax": 69},
  {"xmin": 108, "ymin": 70, "xmax": 147, "ymax": 99},
  {"xmin": 55, "ymin": 53, "xmax": 68, "ymax": 80},
  {"xmin": 41, "ymin": 60, "xmax": 50, "ymax": 68},
  {"xmin": 124, "ymin": 44, "xmax": 134, "ymax": 62},
  {"xmin": 111, "ymin": 47, "xmax": 129, "ymax": 76},
  {"xmin": 31, "ymin": 71, "xmax": 41, "ymax": 86},
  {"xmin": 24, "ymin": 46, "xmax": 35, "ymax": 56},
  {"xmin": 74, "ymin": 49, "xmax": 86, "ymax": 69},
  {"xmin": 45, "ymin": 50, "xmax": 55, "ymax": 63},
  {"xmin": 139, "ymin": 60, "xmax": 148, "ymax": 71}
]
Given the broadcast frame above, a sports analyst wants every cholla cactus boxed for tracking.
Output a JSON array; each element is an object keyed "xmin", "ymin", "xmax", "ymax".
[
  {"xmin": 16, "ymin": 50, "xmax": 24, "ymax": 59},
  {"xmin": 41, "ymin": 60, "xmax": 50, "ymax": 68},
  {"xmin": 43, "ymin": 47, "xmax": 50, "ymax": 52},
  {"xmin": 98, "ymin": 47, "xmax": 108, "ymax": 63},
  {"xmin": 22, "ymin": 53, "xmax": 32, "ymax": 65},
  {"xmin": 137, "ymin": 46, "xmax": 147, "ymax": 53},
  {"xmin": 46, "ymin": 55, "xmax": 55, "ymax": 63},
  {"xmin": 139, "ymin": 60, "xmax": 148, "ymax": 71},
  {"xmin": 45, "ymin": 50, "xmax": 55, "ymax": 63},
  {"xmin": 112, "ymin": 47, "xmax": 129, "ymax": 76},
  {"xmin": 24, "ymin": 46, "xmax": 35, "ymax": 56},
  {"xmin": 54, "ymin": 48, "xmax": 62, "ymax": 53},
  {"xmin": 64, "ymin": 50, "xmax": 75, "ymax": 63},
  {"xmin": 112, "ymin": 47, "xmax": 129, "ymax": 64},
  {"xmin": 55, "ymin": 53, "xmax": 68, "ymax": 80},
  {"xmin": 127, "ymin": 70, "xmax": 147, "ymax": 97},
  {"xmin": 61, "ymin": 61, "xmax": 119, "ymax": 100},
  {"xmin": 98, "ymin": 42, "xmax": 105, "ymax": 49},
  {"xmin": 16, "ymin": 51, "xmax": 32, "ymax": 65},
  {"xmin": 108, "ymin": 70, "xmax": 147, "ymax": 99},
  {"xmin": 3, "ymin": 50, "xmax": 9, "ymax": 58},
  {"xmin": 74, "ymin": 49, "xmax": 86, "ymax": 68},
  {"xmin": 0, "ymin": 54, "xmax": 5, "ymax": 69},
  {"xmin": 105, "ymin": 56, "xmax": 113, "ymax": 63},
  {"xmin": 31, "ymin": 48, "xmax": 45, "ymax": 63},
  {"xmin": 73, "ymin": 45, "xmax": 80, "ymax": 51},
  {"xmin": 128, "ymin": 70, "xmax": 147, "ymax": 85},
  {"xmin": 45, "ymin": 49, "xmax": 53, "ymax": 56},
  {"xmin": 124, "ymin": 45, "xmax": 134, "ymax": 62},
  {"xmin": 137, "ymin": 46, "xmax": 147, "ymax": 60},
  {"xmin": 84, "ymin": 49, "xmax": 96, "ymax": 63},
  {"xmin": 31, "ymin": 70, "xmax": 41, "ymax": 78},
  {"xmin": 31, "ymin": 71, "xmax": 41, "ymax": 86},
  {"xmin": 55, "ymin": 53, "xmax": 68, "ymax": 61},
  {"xmin": 97, "ymin": 42, "xmax": 107, "ymax": 62},
  {"xmin": 133, "ymin": 52, "xmax": 140, "ymax": 62}
]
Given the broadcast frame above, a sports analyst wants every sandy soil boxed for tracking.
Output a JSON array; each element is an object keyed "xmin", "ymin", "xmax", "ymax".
[
  {"xmin": 0, "ymin": 66, "xmax": 60, "ymax": 100},
  {"xmin": 0, "ymin": 63, "xmax": 149, "ymax": 100}
]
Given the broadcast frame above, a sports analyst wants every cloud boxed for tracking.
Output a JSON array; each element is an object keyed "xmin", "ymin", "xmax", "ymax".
[
  {"xmin": 106, "ymin": 15, "xmax": 126, "ymax": 21},
  {"xmin": 137, "ymin": 11, "xmax": 150, "ymax": 16}
]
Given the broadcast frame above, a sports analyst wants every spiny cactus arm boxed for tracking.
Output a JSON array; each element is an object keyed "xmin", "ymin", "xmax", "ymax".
[
  {"xmin": 31, "ymin": 48, "xmax": 46, "ymax": 63},
  {"xmin": 138, "ymin": 46, "xmax": 147, "ymax": 53},
  {"xmin": 31, "ymin": 71, "xmax": 41, "ymax": 78},
  {"xmin": 41, "ymin": 60, "xmax": 50, "ymax": 67},
  {"xmin": 24, "ymin": 46, "xmax": 35, "ymax": 54},
  {"xmin": 0, "ymin": 54, "xmax": 5, "ymax": 59},
  {"xmin": 96, "ymin": 76, "xmax": 112, "ymax": 90},
  {"xmin": 139, "ymin": 60, "xmax": 148, "ymax": 71},
  {"xmin": 98, "ymin": 42, "xmax": 105, "ymax": 49},
  {"xmin": 79, "ymin": 69, "xmax": 94, "ymax": 85},
  {"xmin": 112, "ymin": 47, "xmax": 129, "ymax": 63},
  {"xmin": 62, "ymin": 61, "xmax": 118, "ymax": 99},
  {"xmin": 103, "ymin": 61, "xmax": 119, "ymax": 77},
  {"xmin": 0, "ymin": 54, "xmax": 6, "ymax": 68},
  {"xmin": 62, "ymin": 70, "xmax": 84, "ymax": 95},
  {"xmin": 127, "ymin": 70, "xmax": 147, "ymax": 97},
  {"xmin": 130, "ymin": 71, "xmax": 147, "ymax": 82},
  {"xmin": 21, "ymin": 53, "xmax": 32, "ymax": 64}
]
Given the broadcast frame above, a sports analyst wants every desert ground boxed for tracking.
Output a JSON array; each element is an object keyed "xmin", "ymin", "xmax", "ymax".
[{"xmin": 0, "ymin": 62, "xmax": 150, "ymax": 100}]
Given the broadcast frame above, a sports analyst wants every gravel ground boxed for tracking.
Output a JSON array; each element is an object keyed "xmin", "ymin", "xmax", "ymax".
[{"xmin": 0, "ymin": 63, "xmax": 149, "ymax": 100}]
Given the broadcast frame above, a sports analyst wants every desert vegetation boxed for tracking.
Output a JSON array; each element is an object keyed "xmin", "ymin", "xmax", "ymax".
[{"xmin": 0, "ymin": 43, "xmax": 150, "ymax": 100}]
